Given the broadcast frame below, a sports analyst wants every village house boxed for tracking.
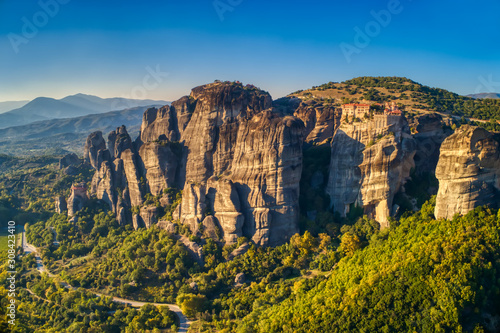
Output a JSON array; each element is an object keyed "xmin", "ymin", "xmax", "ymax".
[{"xmin": 341, "ymin": 103, "xmax": 370, "ymax": 118}]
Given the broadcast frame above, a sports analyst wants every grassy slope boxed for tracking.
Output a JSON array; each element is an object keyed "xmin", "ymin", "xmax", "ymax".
[{"xmin": 289, "ymin": 76, "xmax": 500, "ymax": 122}]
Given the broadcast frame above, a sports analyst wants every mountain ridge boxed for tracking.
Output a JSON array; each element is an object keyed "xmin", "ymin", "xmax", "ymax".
[
  {"xmin": 0, "ymin": 94, "xmax": 169, "ymax": 129},
  {"xmin": 467, "ymin": 92, "xmax": 500, "ymax": 99},
  {"xmin": 0, "ymin": 100, "xmax": 29, "ymax": 114},
  {"xmin": 0, "ymin": 105, "xmax": 162, "ymax": 156}
]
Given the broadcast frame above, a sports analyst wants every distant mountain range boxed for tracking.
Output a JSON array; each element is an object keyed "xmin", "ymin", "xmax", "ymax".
[
  {"xmin": 0, "ymin": 100, "xmax": 29, "ymax": 114},
  {"xmin": 466, "ymin": 93, "xmax": 500, "ymax": 99},
  {"xmin": 0, "ymin": 93, "xmax": 169, "ymax": 129},
  {"xmin": 0, "ymin": 105, "xmax": 160, "ymax": 156}
]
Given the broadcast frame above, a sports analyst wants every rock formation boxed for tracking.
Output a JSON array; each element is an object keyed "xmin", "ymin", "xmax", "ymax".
[
  {"xmin": 326, "ymin": 114, "xmax": 416, "ymax": 227},
  {"xmin": 293, "ymin": 101, "xmax": 341, "ymax": 143},
  {"xmin": 68, "ymin": 183, "xmax": 88, "ymax": 217},
  {"xmin": 55, "ymin": 196, "xmax": 67, "ymax": 214},
  {"xmin": 84, "ymin": 131, "xmax": 106, "ymax": 169},
  {"xmin": 274, "ymin": 97, "xmax": 341, "ymax": 144},
  {"xmin": 434, "ymin": 125, "xmax": 500, "ymax": 219},
  {"xmin": 79, "ymin": 81, "xmax": 500, "ymax": 244},
  {"xmin": 132, "ymin": 206, "xmax": 159, "ymax": 229},
  {"xmin": 409, "ymin": 113, "xmax": 452, "ymax": 175},
  {"xmin": 89, "ymin": 125, "xmax": 142, "ymax": 226},
  {"xmin": 170, "ymin": 84, "xmax": 304, "ymax": 246},
  {"xmin": 59, "ymin": 153, "xmax": 80, "ymax": 170},
  {"xmin": 86, "ymin": 82, "xmax": 304, "ymax": 246}
]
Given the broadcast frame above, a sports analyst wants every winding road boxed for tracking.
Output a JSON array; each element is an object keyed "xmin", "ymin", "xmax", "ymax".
[{"xmin": 20, "ymin": 225, "xmax": 192, "ymax": 332}]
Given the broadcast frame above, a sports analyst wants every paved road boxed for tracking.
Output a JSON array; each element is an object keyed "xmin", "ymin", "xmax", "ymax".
[
  {"xmin": 48, "ymin": 226, "xmax": 60, "ymax": 246},
  {"xmin": 21, "ymin": 227, "xmax": 191, "ymax": 332},
  {"xmin": 100, "ymin": 295, "xmax": 191, "ymax": 332},
  {"xmin": 20, "ymin": 225, "xmax": 53, "ymax": 276}
]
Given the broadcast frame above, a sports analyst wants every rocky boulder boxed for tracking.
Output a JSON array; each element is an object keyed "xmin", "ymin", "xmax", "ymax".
[
  {"xmin": 234, "ymin": 272, "xmax": 246, "ymax": 285},
  {"xmin": 58, "ymin": 153, "xmax": 80, "ymax": 169},
  {"xmin": 434, "ymin": 125, "xmax": 500, "ymax": 219}
]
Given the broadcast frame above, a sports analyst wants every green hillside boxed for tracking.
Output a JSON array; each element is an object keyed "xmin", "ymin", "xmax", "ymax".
[
  {"xmin": 292, "ymin": 76, "xmax": 500, "ymax": 121},
  {"xmin": 235, "ymin": 201, "xmax": 500, "ymax": 333}
]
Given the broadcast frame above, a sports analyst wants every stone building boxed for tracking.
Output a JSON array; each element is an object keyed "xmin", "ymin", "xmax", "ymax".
[
  {"xmin": 341, "ymin": 103, "xmax": 370, "ymax": 118},
  {"xmin": 68, "ymin": 182, "xmax": 88, "ymax": 217}
]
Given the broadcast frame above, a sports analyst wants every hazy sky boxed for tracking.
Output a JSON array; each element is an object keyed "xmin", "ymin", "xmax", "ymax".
[{"xmin": 1, "ymin": 0, "xmax": 499, "ymax": 102}]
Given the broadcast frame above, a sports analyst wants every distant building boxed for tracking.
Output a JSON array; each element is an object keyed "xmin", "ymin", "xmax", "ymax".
[
  {"xmin": 341, "ymin": 103, "xmax": 370, "ymax": 118},
  {"xmin": 68, "ymin": 182, "xmax": 88, "ymax": 217},
  {"xmin": 384, "ymin": 102, "xmax": 402, "ymax": 115}
]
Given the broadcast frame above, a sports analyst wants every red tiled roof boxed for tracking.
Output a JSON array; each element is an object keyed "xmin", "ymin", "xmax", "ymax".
[{"xmin": 342, "ymin": 103, "xmax": 370, "ymax": 107}]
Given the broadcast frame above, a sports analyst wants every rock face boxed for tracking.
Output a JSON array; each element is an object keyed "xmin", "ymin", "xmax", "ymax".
[
  {"xmin": 410, "ymin": 113, "xmax": 452, "ymax": 175},
  {"xmin": 82, "ymin": 81, "xmax": 500, "ymax": 244},
  {"xmin": 201, "ymin": 215, "xmax": 221, "ymax": 240},
  {"xmin": 55, "ymin": 196, "xmax": 67, "ymax": 214},
  {"xmin": 84, "ymin": 131, "xmax": 106, "ymax": 169},
  {"xmin": 87, "ymin": 82, "xmax": 304, "ymax": 246},
  {"xmin": 59, "ymin": 153, "xmax": 80, "ymax": 170},
  {"xmin": 89, "ymin": 125, "xmax": 143, "ymax": 227},
  {"xmin": 292, "ymin": 101, "xmax": 341, "ymax": 143},
  {"xmin": 274, "ymin": 97, "xmax": 341, "ymax": 144},
  {"xmin": 326, "ymin": 115, "xmax": 416, "ymax": 227},
  {"xmin": 68, "ymin": 183, "xmax": 88, "ymax": 217},
  {"xmin": 169, "ymin": 84, "xmax": 304, "ymax": 246},
  {"xmin": 434, "ymin": 126, "xmax": 500, "ymax": 219}
]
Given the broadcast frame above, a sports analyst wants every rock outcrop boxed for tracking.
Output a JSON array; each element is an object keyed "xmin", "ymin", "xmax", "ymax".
[
  {"xmin": 410, "ymin": 113, "xmax": 452, "ymax": 175},
  {"xmin": 168, "ymin": 83, "xmax": 304, "ymax": 246},
  {"xmin": 133, "ymin": 206, "xmax": 159, "ymax": 229},
  {"xmin": 68, "ymin": 183, "xmax": 88, "ymax": 217},
  {"xmin": 55, "ymin": 196, "xmax": 67, "ymax": 214},
  {"xmin": 293, "ymin": 101, "xmax": 341, "ymax": 143},
  {"xmin": 139, "ymin": 83, "xmax": 305, "ymax": 246},
  {"xmin": 59, "ymin": 153, "xmax": 80, "ymax": 170},
  {"xmin": 326, "ymin": 115, "xmax": 416, "ymax": 227},
  {"xmin": 274, "ymin": 97, "xmax": 341, "ymax": 144},
  {"xmin": 84, "ymin": 131, "xmax": 106, "ymax": 169},
  {"xmin": 86, "ymin": 82, "xmax": 304, "ymax": 246},
  {"xmin": 82, "ymin": 81, "xmax": 500, "ymax": 243},
  {"xmin": 89, "ymin": 125, "xmax": 142, "ymax": 226},
  {"xmin": 434, "ymin": 125, "xmax": 500, "ymax": 219}
]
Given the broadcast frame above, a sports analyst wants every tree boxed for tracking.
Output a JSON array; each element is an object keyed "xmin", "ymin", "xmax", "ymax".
[
  {"xmin": 176, "ymin": 293, "xmax": 207, "ymax": 318},
  {"xmin": 340, "ymin": 233, "xmax": 361, "ymax": 257}
]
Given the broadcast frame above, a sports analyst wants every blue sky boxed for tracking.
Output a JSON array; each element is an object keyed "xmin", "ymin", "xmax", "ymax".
[{"xmin": 0, "ymin": 0, "xmax": 499, "ymax": 102}]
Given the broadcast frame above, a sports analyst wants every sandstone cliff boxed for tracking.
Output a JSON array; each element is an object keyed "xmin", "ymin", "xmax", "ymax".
[
  {"xmin": 274, "ymin": 97, "xmax": 341, "ymax": 144},
  {"xmin": 89, "ymin": 126, "xmax": 143, "ymax": 225},
  {"xmin": 68, "ymin": 183, "xmax": 88, "ymax": 217},
  {"xmin": 434, "ymin": 125, "xmax": 500, "ymax": 220},
  {"xmin": 84, "ymin": 131, "xmax": 106, "ymax": 169},
  {"xmin": 409, "ymin": 113, "xmax": 452, "ymax": 175},
  {"xmin": 326, "ymin": 115, "xmax": 416, "ymax": 227},
  {"xmin": 170, "ymin": 84, "xmax": 303, "ymax": 246},
  {"xmin": 86, "ymin": 82, "xmax": 304, "ymax": 246}
]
